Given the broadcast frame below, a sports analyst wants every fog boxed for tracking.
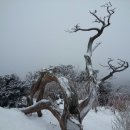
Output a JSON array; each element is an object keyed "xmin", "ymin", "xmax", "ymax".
[{"xmin": 0, "ymin": 0, "xmax": 130, "ymax": 85}]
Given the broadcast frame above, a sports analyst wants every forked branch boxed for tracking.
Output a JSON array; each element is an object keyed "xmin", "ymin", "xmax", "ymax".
[
  {"xmin": 68, "ymin": 2, "xmax": 115, "ymax": 32},
  {"xmin": 22, "ymin": 71, "xmax": 82, "ymax": 130},
  {"xmin": 100, "ymin": 58, "xmax": 129, "ymax": 83},
  {"xmin": 101, "ymin": 1, "xmax": 116, "ymax": 27},
  {"xmin": 67, "ymin": 2, "xmax": 115, "ymax": 58},
  {"xmin": 21, "ymin": 99, "xmax": 62, "ymax": 122},
  {"xmin": 21, "ymin": 2, "xmax": 122, "ymax": 130},
  {"xmin": 66, "ymin": 24, "xmax": 99, "ymax": 33},
  {"xmin": 92, "ymin": 42, "xmax": 101, "ymax": 52}
]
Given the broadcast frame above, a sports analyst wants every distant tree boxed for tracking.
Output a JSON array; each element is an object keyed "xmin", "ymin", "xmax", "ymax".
[
  {"xmin": 25, "ymin": 71, "xmax": 40, "ymax": 88},
  {"xmin": 21, "ymin": 2, "xmax": 128, "ymax": 130},
  {"xmin": 98, "ymin": 81, "xmax": 112, "ymax": 106},
  {"xmin": 0, "ymin": 74, "xmax": 28, "ymax": 108}
]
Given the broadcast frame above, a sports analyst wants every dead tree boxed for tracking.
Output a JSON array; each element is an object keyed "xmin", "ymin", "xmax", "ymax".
[{"xmin": 21, "ymin": 2, "xmax": 128, "ymax": 130}]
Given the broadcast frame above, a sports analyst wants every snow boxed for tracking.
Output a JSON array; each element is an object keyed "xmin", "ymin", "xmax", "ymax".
[
  {"xmin": 83, "ymin": 108, "xmax": 114, "ymax": 130},
  {"xmin": 70, "ymin": 117, "xmax": 80, "ymax": 125},
  {"xmin": 21, "ymin": 99, "xmax": 50, "ymax": 111},
  {"xmin": 56, "ymin": 98, "xmax": 64, "ymax": 110},
  {"xmin": 0, "ymin": 107, "xmax": 60, "ymax": 130},
  {"xmin": 57, "ymin": 76, "xmax": 71, "ymax": 97},
  {"xmin": 80, "ymin": 86, "xmax": 97, "ymax": 120},
  {"xmin": 0, "ymin": 107, "xmax": 114, "ymax": 130},
  {"xmin": 67, "ymin": 119, "xmax": 81, "ymax": 130}
]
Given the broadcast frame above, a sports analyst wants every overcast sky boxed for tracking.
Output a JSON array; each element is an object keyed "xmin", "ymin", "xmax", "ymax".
[{"xmin": 0, "ymin": 0, "xmax": 130, "ymax": 84}]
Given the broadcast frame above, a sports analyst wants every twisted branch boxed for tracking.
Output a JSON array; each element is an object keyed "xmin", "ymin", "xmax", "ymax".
[{"xmin": 100, "ymin": 59, "xmax": 129, "ymax": 83}]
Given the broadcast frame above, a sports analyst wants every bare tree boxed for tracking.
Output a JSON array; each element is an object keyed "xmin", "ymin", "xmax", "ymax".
[{"xmin": 21, "ymin": 2, "xmax": 128, "ymax": 130}]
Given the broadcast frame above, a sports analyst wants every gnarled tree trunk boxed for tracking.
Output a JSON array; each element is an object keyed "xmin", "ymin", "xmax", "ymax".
[
  {"xmin": 21, "ymin": 2, "xmax": 129, "ymax": 130},
  {"xmin": 22, "ymin": 74, "xmax": 83, "ymax": 130}
]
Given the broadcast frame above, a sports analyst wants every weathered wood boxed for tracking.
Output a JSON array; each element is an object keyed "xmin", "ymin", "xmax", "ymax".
[
  {"xmin": 21, "ymin": 3, "xmax": 122, "ymax": 130},
  {"xmin": 22, "ymin": 73, "xmax": 83, "ymax": 130}
]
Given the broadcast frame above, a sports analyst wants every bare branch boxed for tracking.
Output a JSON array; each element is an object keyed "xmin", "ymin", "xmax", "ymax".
[
  {"xmin": 66, "ymin": 24, "xmax": 99, "ymax": 33},
  {"xmin": 21, "ymin": 3, "xmax": 120, "ymax": 130},
  {"xmin": 100, "ymin": 59, "xmax": 129, "ymax": 83},
  {"xmin": 21, "ymin": 99, "xmax": 62, "ymax": 122},
  {"xmin": 65, "ymin": 4, "xmax": 116, "ymax": 125},
  {"xmin": 107, "ymin": 58, "xmax": 116, "ymax": 71},
  {"xmin": 90, "ymin": 2, "xmax": 115, "ymax": 28},
  {"xmin": 89, "ymin": 11, "xmax": 105, "ymax": 25},
  {"xmin": 79, "ymin": 81, "xmax": 97, "ymax": 121},
  {"xmin": 92, "ymin": 42, "xmax": 101, "ymax": 52},
  {"xmin": 99, "ymin": 64, "xmax": 109, "ymax": 68},
  {"xmin": 101, "ymin": 2, "xmax": 116, "ymax": 27},
  {"xmin": 67, "ymin": 2, "xmax": 115, "ymax": 59},
  {"xmin": 23, "ymin": 70, "xmax": 83, "ymax": 129}
]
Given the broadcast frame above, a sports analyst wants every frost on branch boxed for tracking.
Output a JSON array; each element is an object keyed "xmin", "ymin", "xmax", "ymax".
[
  {"xmin": 22, "ymin": 70, "xmax": 82, "ymax": 130},
  {"xmin": 21, "ymin": 2, "xmax": 129, "ymax": 130},
  {"xmin": 57, "ymin": 77, "xmax": 71, "ymax": 97},
  {"xmin": 100, "ymin": 58, "xmax": 129, "ymax": 83}
]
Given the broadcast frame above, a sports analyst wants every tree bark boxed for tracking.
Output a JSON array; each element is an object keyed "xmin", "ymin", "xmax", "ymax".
[
  {"xmin": 21, "ymin": 2, "xmax": 119, "ymax": 130},
  {"xmin": 22, "ymin": 75, "xmax": 83, "ymax": 130}
]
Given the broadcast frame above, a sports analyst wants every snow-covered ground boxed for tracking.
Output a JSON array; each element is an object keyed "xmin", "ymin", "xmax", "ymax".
[{"xmin": 0, "ymin": 107, "xmax": 114, "ymax": 130}]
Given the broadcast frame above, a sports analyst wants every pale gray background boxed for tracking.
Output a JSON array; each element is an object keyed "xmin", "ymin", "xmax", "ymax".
[{"xmin": 0, "ymin": 0, "xmax": 130, "ymax": 86}]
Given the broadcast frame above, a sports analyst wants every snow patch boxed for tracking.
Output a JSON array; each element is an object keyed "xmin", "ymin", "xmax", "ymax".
[
  {"xmin": 0, "ymin": 107, "xmax": 60, "ymax": 130},
  {"xmin": 67, "ymin": 119, "xmax": 81, "ymax": 130},
  {"xmin": 0, "ymin": 107, "xmax": 114, "ymax": 130}
]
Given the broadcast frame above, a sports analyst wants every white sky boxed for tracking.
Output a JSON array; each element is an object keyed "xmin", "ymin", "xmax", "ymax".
[{"xmin": 0, "ymin": 0, "xmax": 130, "ymax": 85}]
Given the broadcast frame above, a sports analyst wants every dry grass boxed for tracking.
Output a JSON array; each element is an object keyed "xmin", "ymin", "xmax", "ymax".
[{"xmin": 112, "ymin": 100, "xmax": 130, "ymax": 130}]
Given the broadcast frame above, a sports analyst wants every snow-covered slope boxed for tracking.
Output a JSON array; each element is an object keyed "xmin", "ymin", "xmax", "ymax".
[{"xmin": 0, "ymin": 107, "xmax": 114, "ymax": 130}]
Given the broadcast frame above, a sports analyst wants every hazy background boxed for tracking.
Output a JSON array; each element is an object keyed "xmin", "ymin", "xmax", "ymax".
[{"xmin": 0, "ymin": 0, "xmax": 130, "ymax": 86}]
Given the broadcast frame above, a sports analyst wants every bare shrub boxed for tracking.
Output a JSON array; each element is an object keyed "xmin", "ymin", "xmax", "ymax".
[
  {"xmin": 108, "ymin": 91, "xmax": 129, "ymax": 112},
  {"xmin": 112, "ymin": 93, "xmax": 130, "ymax": 130},
  {"xmin": 112, "ymin": 102, "xmax": 130, "ymax": 130}
]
